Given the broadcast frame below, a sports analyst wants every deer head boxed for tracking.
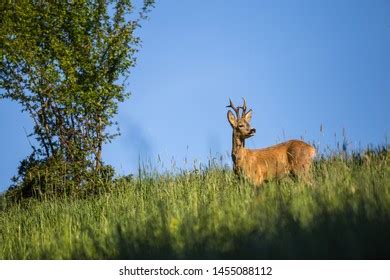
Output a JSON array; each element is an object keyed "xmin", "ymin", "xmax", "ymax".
[{"xmin": 226, "ymin": 98, "xmax": 256, "ymax": 140}]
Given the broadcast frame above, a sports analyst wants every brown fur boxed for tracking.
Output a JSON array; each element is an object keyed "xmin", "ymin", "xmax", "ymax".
[{"xmin": 227, "ymin": 98, "xmax": 315, "ymax": 185}]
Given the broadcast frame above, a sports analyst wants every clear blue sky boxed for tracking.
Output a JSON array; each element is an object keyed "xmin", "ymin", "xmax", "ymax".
[{"xmin": 1, "ymin": 0, "xmax": 389, "ymax": 191}]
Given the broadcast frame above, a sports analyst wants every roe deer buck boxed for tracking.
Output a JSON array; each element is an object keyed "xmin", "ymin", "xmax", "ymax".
[{"xmin": 227, "ymin": 98, "xmax": 316, "ymax": 185}]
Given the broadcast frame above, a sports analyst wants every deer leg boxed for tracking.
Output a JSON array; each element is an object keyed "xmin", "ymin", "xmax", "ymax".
[
  {"xmin": 292, "ymin": 160, "xmax": 314, "ymax": 185},
  {"xmin": 288, "ymin": 150, "xmax": 314, "ymax": 185}
]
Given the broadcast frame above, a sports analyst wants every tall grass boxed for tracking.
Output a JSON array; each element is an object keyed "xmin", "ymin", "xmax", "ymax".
[{"xmin": 0, "ymin": 148, "xmax": 389, "ymax": 259}]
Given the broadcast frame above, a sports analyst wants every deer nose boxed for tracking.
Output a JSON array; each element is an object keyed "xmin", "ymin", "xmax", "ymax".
[{"xmin": 251, "ymin": 128, "xmax": 256, "ymax": 133}]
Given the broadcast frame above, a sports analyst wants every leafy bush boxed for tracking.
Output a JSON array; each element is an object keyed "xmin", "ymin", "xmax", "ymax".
[{"xmin": 6, "ymin": 154, "xmax": 116, "ymax": 201}]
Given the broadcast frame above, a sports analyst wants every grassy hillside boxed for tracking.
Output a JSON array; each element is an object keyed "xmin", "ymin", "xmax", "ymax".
[{"xmin": 0, "ymin": 149, "xmax": 389, "ymax": 259}]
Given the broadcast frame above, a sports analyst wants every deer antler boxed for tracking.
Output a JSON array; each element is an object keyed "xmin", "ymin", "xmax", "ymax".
[
  {"xmin": 240, "ymin": 97, "xmax": 247, "ymax": 117},
  {"xmin": 226, "ymin": 98, "xmax": 240, "ymax": 118},
  {"xmin": 227, "ymin": 97, "xmax": 252, "ymax": 118},
  {"xmin": 239, "ymin": 97, "xmax": 253, "ymax": 118}
]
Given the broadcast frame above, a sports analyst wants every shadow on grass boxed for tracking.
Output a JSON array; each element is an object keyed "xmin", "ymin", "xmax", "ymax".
[{"xmin": 88, "ymin": 205, "xmax": 390, "ymax": 260}]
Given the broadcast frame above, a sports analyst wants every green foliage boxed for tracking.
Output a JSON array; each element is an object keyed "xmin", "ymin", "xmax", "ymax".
[
  {"xmin": 5, "ymin": 155, "xmax": 117, "ymax": 202},
  {"xmin": 0, "ymin": 0, "xmax": 154, "ymax": 194},
  {"xmin": 0, "ymin": 148, "xmax": 389, "ymax": 259}
]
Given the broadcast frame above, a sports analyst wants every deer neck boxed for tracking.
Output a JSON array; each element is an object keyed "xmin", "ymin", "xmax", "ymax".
[{"xmin": 232, "ymin": 132, "xmax": 245, "ymax": 166}]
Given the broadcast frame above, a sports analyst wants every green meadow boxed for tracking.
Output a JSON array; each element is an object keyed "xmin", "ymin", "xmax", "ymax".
[{"xmin": 0, "ymin": 148, "xmax": 389, "ymax": 259}]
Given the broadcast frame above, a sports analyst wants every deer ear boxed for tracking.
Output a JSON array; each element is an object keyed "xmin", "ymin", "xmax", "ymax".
[
  {"xmin": 244, "ymin": 110, "xmax": 252, "ymax": 122},
  {"xmin": 227, "ymin": 110, "xmax": 237, "ymax": 127}
]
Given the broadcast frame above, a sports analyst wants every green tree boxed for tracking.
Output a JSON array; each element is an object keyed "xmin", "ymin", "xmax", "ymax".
[{"xmin": 0, "ymin": 0, "xmax": 154, "ymax": 196}]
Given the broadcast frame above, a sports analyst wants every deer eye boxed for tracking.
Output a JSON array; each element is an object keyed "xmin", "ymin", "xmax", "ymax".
[{"xmin": 238, "ymin": 124, "xmax": 244, "ymax": 128}]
